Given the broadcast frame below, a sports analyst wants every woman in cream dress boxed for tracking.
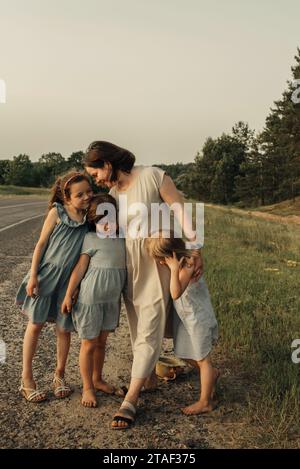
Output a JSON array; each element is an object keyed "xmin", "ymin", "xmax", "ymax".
[{"xmin": 84, "ymin": 141, "xmax": 203, "ymax": 429}]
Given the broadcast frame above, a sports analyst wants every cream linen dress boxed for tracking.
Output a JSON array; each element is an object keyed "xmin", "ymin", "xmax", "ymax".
[{"xmin": 110, "ymin": 165, "xmax": 172, "ymax": 378}]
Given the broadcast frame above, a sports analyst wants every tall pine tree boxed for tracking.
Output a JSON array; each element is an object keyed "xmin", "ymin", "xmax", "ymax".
[{"xmin": 259, "ymin": 48, "xmax": 300, "ymax": 202}]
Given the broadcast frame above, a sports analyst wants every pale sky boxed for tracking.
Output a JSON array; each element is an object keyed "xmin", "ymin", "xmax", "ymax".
[{"xmin": 0, "ymin": 0, "xmax": 299, "ymax": 164}]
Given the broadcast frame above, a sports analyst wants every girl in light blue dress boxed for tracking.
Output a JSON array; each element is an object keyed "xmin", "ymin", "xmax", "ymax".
[
  {"xmin": 61, "ymin": 193, "xmax": 127, "ymax": 408},
  {"xmin": 147, "ymin": 231, "xmax": 219, "ymax": 415},
  {"xmin": 16, "ymin": 171, "xmax": 92, "ymax": 402}
]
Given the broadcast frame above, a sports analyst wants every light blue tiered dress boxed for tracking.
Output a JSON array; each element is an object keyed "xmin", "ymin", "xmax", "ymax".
[
  {"xmin": 15, "ymin": 202, "xmax": 89, "ymax": 332},
  {"xmin": 72, "ymin": 232, "xmax": 127, "ymax": 340}
]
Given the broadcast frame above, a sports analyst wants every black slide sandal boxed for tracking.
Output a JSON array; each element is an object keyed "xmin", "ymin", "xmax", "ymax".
[{"xmin": 111, "ymin": 415, "xmax": 134, "ymax": 430}]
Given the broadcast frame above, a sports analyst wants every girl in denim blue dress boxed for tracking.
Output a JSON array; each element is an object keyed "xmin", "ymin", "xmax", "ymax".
[{"xmin": 16, "ymin": 171, "xmax": 92, "ymax": 402}]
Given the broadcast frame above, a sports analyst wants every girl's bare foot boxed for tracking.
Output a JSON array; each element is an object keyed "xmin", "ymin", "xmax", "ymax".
[
  {"xmin": 93, "ymin": 379, "xmax": 115, "ymax": 395},
  {"xmin": 81, "ymin": 389, "xmax": 97, "ymax": 408},
  {"xmin": 181, "ymin": 399, "xmax": 217, "ymax": 415}
]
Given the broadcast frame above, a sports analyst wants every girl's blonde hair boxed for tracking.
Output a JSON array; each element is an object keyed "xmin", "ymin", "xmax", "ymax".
[
  {"xmin": 48, "ymin": 170, "xmax": 91, "ymax": 211},
  {"xmin": 146, "ymin": 230, "xmax": 197, "ymax": 261}
]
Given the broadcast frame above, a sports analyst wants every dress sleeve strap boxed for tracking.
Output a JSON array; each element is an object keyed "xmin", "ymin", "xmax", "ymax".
[{"xmin": 81, "ymin": 233, "xmax": 96, "ymax": 257}]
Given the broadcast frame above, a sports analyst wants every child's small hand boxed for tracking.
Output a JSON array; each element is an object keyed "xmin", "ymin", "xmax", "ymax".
[
  {"xmin": 26, "ymin": 276, "xmax": 39, "ymax": 298},
  {"xmin": 164, "ymin": 252, "xmax": 185, "ymax": 271},
  {"xmin": 61, "ymin": 296, "xmax": 73, "ymax": 315}
]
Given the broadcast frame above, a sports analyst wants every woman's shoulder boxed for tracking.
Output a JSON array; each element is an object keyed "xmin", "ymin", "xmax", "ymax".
[
  {"xmin": 141, "ymin": 165, "xmax": 164, "ymax": 175},
  {"xmin": 140, "ymin": 165, "xmax": 166, "ymax": 188}
]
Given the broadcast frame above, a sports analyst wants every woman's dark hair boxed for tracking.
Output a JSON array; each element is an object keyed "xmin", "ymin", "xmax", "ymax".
[
  {"xmin": 48, "ymin": 170, "xmax": 91, "ymax": 212},
  {"xmin": 87, "ymin": 193, "xmax": 118, "ymax": 232},
  {"xmin": 83, "ymin": 141, "xmax": 135, "ymax": 182}
]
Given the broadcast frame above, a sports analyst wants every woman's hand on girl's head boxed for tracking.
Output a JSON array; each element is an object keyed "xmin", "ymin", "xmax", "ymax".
[
  {"xmin": 61, "ymin": 296, "xmax": 73, "ymax": 315},
  {"xmin": 26, "ymin": 277, "xmax": 39, "ymax": 298}
]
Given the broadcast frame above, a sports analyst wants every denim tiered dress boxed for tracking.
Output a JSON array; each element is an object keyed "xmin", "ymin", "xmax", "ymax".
[
  {"xmin": 15, "ymin": 202, "xmax": 89, "ymax": 332},
  {"xmin": 109, "ymin": 166, "xmax": 172, "ymax": 379},
  {"xmin": 72, "ymin": 232, "xmax": 127, "ymax": 339}
]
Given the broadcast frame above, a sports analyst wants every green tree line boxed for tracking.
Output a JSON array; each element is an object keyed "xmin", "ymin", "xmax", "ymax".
[{"xmin": 0, "ymin": 151, "xmax": 84, "ymax": 188}]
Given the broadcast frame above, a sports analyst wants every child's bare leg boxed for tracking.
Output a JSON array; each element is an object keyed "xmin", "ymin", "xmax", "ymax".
[
  {"xmin": 182, "ymin": 354, "xmax": 217, "ymax": 415},
  {"xmin": 92, "ymin": 331, "xmax": 115, "ymax": 394},
  {"xmin": 182, "ymin": 357, "xmax": 219, "ymax": 398},
  {"xmin": 55, "ymin": 327, "xmax": 71, "ymax": 397},
  {"xmin": 80, "ymin": 338, "xmax": 98, "ymax": 407},
  {"xmin": 22, "ymin": 321, "xmax": 44, "ymax": 397}
]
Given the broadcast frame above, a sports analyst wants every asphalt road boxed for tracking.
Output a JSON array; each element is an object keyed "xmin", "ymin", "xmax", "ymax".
[
  {"xmin": 0, "ymin": 197, "xmax": 47, "ymax": 233},
  {"xmin": 0, "ymin": 198, "xmax": 47, "ymax": 284}
]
